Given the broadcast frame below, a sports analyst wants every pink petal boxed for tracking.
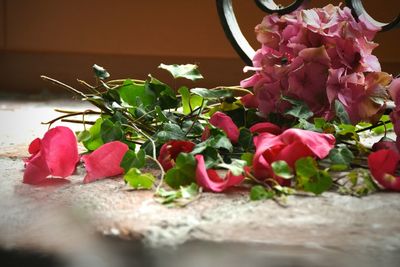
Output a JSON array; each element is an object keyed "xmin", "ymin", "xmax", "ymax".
[
  {"xmin": 209, "ymin": 112, "xmax": 240, "ymax": 143},
  {"xmin": 250, "ymin": 122, "xmax": 282, "ymax": 135},
  {"xmin": 28, "ymin": 138, "xmax": 41, "ymax": 155},
  {"xmin": 368, "ymin": 149, "xmax": 400, "ymax": 191},
  {"xmin": 23, "ymin": 152, "xmax": 51, "ymax": 184},
  {"xmin": 41, "ymin": 126, "xmax": 79, "ymax": 177},
  {"xmin": 195, "ymin": 155, "xmax": 244, "ymax": 192},
  {"xmin": 240, "ymin": 94, "xmax": 259, "ymax": 109},
  {"xmin": 82, "ymin": 141, "xmax": 129, "ymax": 183},
  {"xmin": 279, "ymin": 129, "xmax": 335, "ymax": 159},
  {"xmin": 157, "ymin": 140, "xmax": 195, "ymax": 171}
]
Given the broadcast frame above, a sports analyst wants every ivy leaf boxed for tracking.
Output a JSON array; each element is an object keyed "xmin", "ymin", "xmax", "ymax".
[
  {"xmin": 155, "ymin": 106, "xmax": 169, "ymax": 122},
  {"xmin": 156, "ymin": 123, "xmax": 186, "ymax": 143},
  {"xmin": 93, "ymin": 64, "xmax": 110, "ymax": 80},
  {"xmin": 83, "ymin": 118, "xmax": 104, "ymax": 151},
  {"xmin": 77, "ymin": 130, "xmax": 91, "ymax": 142},
  {"xmin": 180, "ymin": 183, "xmax": 200, "ymax": 199},
  {"xmin": 238, "ymin": 128, "xmax": 254, "ymax": 151},
  {"xmin": 218, "ymin": 159, "xmax": 246, "ymax": 176},
  {"xmin": 159, "ymin": 63, "xmax": 204, "ymax": 81},
  {"xmin": 335, "ymin": 100, "xmax": 351, "ymax": 124},
  {"xmin": 120, "ymin": 149, "xmax": 146, "ymax": 173},
  {"xmin": 178, "ymin": 86, "xmax": 204, "ymax": 115},
  {"xmin": 241, "ymin": 152, "xmax": 254, "ymax": 166},
  {"xmin": 124, "ymin": 168, "xmax": 155, "ymax": 189},
  {"xmin": 118, "ymin": 79, "xmax": 155, "ymax": 107},
  {"xmin": 303, "ymin": 170, "xmax": 332, "ymax": 195},
  {"xmin": 165, "ymin": 153, "xmax": 196, "ymax": 189},
  {"xmin": 100, "ymin": 119, "xmax": 123, "ymax": 143},
  {"xmin": 271, "ymin": 160, "xmax": 293, "ymax": 179},
  {"xmin": 295, "ymin": 157, "xmax": 332, "ymax": 195},
  {"xmin": 283, "ymin": 96, "xmax": 313, "ymax": 119},
  {"xmin": 250, "ymin": 185, "xmax": 275, "ymax": 201},
  {"xmin": 295, "ymin": 157, "xmax": 318, "ymax": 178},
  {"xmin": 155, "ymin": 183, "xmax": 200, "ymax": 206},
  {"xmin": 329, "ymin": 147, "xmax": 354, "ymax": 167},
  {"xmin": 191, "ymin": 88, "xmax": 232, "ymax": 99}
]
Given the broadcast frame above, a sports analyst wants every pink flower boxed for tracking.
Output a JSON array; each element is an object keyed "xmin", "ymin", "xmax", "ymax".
[
  {"xmin": 253, "ymin": 129, "xmax": 335, "ymax": 185},
  {"xmin": 240, "ymin": 94, "xmax": 259, "ymax": 109},
  {"xmin": 249, "ymin": 122, "xmax": 282, "ymax": 135},
  {"xmin": 368, "ymin": 149, "xmax": 400, "ymax": 191},
  {"xmin": 287, "ymin": 46, "xmax": 331, "ymax": 117},
  {"xmin": 209, "ymin": 112, "xmax": 240, "ymax": 143},
  {"xmin": 81, "ymin": 141, "xmax": 128, "ymax": 183},
  {"xmin": 195, "ymin": 155, "xmax": 245, "ymax": 192},
  {"xmin": 23, "ymin": 126, "xmax": 79, "ymax": 184},
  {"xmin": 157, "ymin": 140, "xmax": 195, "ymax": 171},
  {"xmin": 327, "ymin": 70, "xmax": 390, "ymax": 124},
  {"xmin": 389, "ymin": 78, "xmax": 400, "ymax": 150}
]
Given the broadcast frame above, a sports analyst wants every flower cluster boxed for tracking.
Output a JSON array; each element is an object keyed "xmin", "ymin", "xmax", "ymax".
[{"xmin": 241, "ymin": 4, "xmax": 398, "ymax": 124}]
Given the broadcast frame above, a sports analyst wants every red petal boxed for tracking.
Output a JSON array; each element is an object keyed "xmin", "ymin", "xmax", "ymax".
[
  {"xmin": 23, "ymin": 152, "xmax": 51, "ymax": 184},
  {"xmin": 28, "ymin": 138, "xmax": 41, "ymax": 155},
  {"xmin": 240, "ymin": 94, "xmax": 259, "ymax": 109},
  {"xmin": 209, "ymin": 112, "xmax": 240, "ymax": 143},
  {"xmin": 279, "ymin": 129, "xmax": 335, "ymax": 159},
  {"xmin": 250, "ymin": 122, "xmax": 282, "ymax": 135},
  {"xmin": 157, "ymin": 140, "xmax": 195, "ymax": 171},
  {"xmin": 368, "ymin": 149, "xmax": 400, "ymax": 191},
  {"xmin": 201, "ymin": 126, "xmax": 211, "ymax": 141},
  {"xmin": 195, "ymin": 155, "xmax": 244, "ymax": 192},
  {"xmin": 82, "ymin": 141, "xmax": 129, "ymax": 183},
  {"xmin": 41, "ymin": 126, "xmax": 79, "ymax": 177}
]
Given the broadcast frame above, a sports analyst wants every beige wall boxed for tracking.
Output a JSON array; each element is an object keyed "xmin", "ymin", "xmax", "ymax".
[{"xmin": 0, "ymin": 0, "xmax": 399, "ymax": 93}]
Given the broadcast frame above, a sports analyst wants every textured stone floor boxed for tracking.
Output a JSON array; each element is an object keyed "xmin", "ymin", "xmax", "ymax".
[{"xmin": 1, "ymin": 98, "xmax": 400, "ymax": 267}]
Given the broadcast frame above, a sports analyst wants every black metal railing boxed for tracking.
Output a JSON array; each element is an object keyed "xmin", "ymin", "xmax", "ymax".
[{"xmin": 216, "ymin": 0, "xmax": 400, "ymax": 65}]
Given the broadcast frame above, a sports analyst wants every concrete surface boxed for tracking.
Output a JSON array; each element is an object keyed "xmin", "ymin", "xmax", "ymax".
[{"xmin": 1, "ymin": 99, "xmax": 400, "ymax": 267}]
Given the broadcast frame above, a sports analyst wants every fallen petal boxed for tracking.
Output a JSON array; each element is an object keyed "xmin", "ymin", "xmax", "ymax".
[{"xmin": 82, "ymin": 141, "xmax": 129, "ymax": 183}]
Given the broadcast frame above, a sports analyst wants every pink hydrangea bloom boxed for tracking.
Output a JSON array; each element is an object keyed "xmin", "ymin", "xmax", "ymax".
[{"xmin": 241, "ymin": 4, "xmax": 385, "ymax": 122}]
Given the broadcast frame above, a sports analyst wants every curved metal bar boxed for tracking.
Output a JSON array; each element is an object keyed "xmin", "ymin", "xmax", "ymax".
[
  {"xmin": 216, "ymin": 0, "xmax": 255, "ymax": 65},
  {"xmin": 254, "ymin": 0, "xmax": 308, "ymax": 15},
  {"xmin": 345, "ymin": 0, "xmax": 400, "ymax": 31}
]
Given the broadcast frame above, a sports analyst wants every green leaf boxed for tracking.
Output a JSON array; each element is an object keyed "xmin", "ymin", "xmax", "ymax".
[
  {"xmin": 241, "ymin": 152, "xmax": 254, "ymax": 166},
  {"xmin": 159, "ymin": 63, "xmax": 204, "ymax": 81},
  {"xmin": 191, "ymin": 88, "xmax": 232, "ymax": 99},
  {"xmin": 118, "ymin": 79, "xmax": 155, "ymax": 107},
  {"xmin": 250, "ymin": 185, "xmax": 275, "ymax": 201},
  {"xmin": 191, "ymin": 132, "xmax": 233, "ymax": 154},
  {"xmin": 329, "ymin": 147, "xmax": 354, "ymax": 166},
  {"xmin": 156, "ymin": 123, "xmax": 186, "ymax": 143},
  {"xmin": 238, "ymin": 128, "xmax": 254, "ymax": 151},
  {"xmin": 335, "ymin": 100, "xmax": 351, "ymax": 124},
  {"xmin": 178, "ymin": 86, "xmax": 204, "ymax": 115},
  {"xmin": 218, "ymin": 159, "xmax": 246, "ymax": 176},
  {"xmin": 145, "ymin": 76, "xmax": 178, "ymax": 109},
  {"xmin": 100, "ymin": 119, "xmax": 123, "ymax": 143},
  {"xmin": 372, "ymin": 115, "xmax": 393, "ymax": 135},
  {"xmin": 282, "ymin": 96, "xmax": 313, "ymax": 120},
  {"xmin": 295, "ymin": 157, "xmax": 318, "ymax": 178},
  {"xmin": 77, "ymin": 130, "xmax": 91, "ymax": 142},
  {"xmin": 202, "ymin": 147, "xmax": 219, "ymax": 169},
  {"xmin": 83, "ymin": 118, "xmax": 104, "ymax": 151},
  {"xmin": 124, "ymin": 168, "xmax": 155, "ymax": 189},
  {"xmin": 165, "ymin": 153, "xmax": 196, "ymax": 189},
  {"xmin": 155, "ymin": 106, "xmax": 169, "ymax": 122},
  {"xmin": 120, "ymin": 149, "xmax": 146, "ymax": 173},
  {"xmin": 180, "ymin": 183, "xmax": 200, "ymax": 199},
  {"xmin": 93, "ymin": 64, "xmax": 110, "ymax": 80},
  {"xmin": 303, "ymin": 170, "xmax": 332, "ymax": 195},
  {"xmin": 271, "ymin": 160, "xmax": 293, "ymax": 179}
]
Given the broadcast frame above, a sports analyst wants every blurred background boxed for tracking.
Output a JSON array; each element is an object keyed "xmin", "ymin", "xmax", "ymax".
[{"xmin": 0, "ymin": 0, "xmax": 399, "ymax": 94}]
